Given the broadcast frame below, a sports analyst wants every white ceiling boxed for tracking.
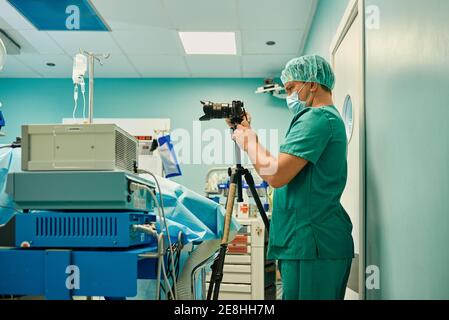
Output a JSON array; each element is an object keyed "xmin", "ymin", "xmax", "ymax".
[{"xmin": 0, "ymin": 0, "xmax": 318, "ymax": 78}]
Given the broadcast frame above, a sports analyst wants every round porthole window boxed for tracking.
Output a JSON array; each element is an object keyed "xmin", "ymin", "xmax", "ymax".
[{"xmin": 342, "ymin": 95, "xmax": 354, "ymax": 143}]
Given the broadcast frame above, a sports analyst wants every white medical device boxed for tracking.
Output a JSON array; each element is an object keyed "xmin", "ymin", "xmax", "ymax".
[
  {"xmin": 255, "ymin": 79, "xmax": 287, "ymax": 100},
  {"xmin": 21, "ymin": 123, "xmax": 139, "ymax": 172},
  {"xmin": 0, "ymin": 38, "xmax": 6, "ymax": 71},
  {"xmin": 72, "ymin": 53, "xmax": 88, "ymax": 122}
]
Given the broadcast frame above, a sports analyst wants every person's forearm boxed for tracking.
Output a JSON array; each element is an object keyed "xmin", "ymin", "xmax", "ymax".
[
  {"xmin": 233, "ymin": 126, "xmax": 308, "ymax": 188},
  {"xmin": 246, "ymin": 141, "xmax": 279, "ymax": 184}
]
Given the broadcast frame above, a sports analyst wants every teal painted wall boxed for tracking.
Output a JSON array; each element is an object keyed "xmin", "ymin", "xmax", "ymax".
[
  {"xmin": 302, "ymin": 0, "xmax": 351, "ymax": 57},
  {"xmin": 0, "ymin": 78, "xmax": 289, "ymax": 194},
  {"xmin": 365, "ymin": 0, "xmax": 449, "ymax": 299}
]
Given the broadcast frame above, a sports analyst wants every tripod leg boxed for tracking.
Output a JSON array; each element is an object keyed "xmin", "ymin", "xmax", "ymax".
[
  {"xmin": 236, "ymin": 165, "xmax": 244, "ymax": 203},
  {"xmin": 207, "ymin": 173, "xmax": 238, "ymax": 300},
  {"xmin": 207, "ymin": 255, "xmax": 219, "ymax": 300},
  {"xmin": 222, "ymin": 175, "xmax": 237, "ymax": 245},
  {"xmin": 244, "ymin": 171, "xmax": 270, "ymax": 233},
  {"xmin": 212, "ymin": 245, "xmax": 228, "ymax": 300}
]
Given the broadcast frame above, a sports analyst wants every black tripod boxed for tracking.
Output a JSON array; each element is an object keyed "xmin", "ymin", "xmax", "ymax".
[{"xmin": 207, "ymin": 133, "xmax": 270, "ymax": 300}]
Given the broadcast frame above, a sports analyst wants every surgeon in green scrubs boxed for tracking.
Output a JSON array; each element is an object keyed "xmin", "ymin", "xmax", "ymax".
[{"xmin": 230, "ymin": 55, "xmax": 354, "ymax": 300}]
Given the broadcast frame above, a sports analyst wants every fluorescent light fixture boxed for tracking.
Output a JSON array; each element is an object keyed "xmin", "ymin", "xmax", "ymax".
[{"xmin": 179, "ymin": 32, "xmax": 236, "ymax": 55}]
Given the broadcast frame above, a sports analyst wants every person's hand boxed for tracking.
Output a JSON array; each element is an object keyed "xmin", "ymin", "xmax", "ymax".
[
  {"xmin": 232, "ymin": 124, "xmax": 258, "ymax": 152},
  {"xmin": 225, "ymin": 111, "xmax": 252, "ymax": 129}
]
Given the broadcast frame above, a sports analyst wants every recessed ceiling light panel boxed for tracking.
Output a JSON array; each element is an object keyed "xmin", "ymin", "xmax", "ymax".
[{"xmin": 178, "ymin": 32, "xmax": 236, "ymax": 55}]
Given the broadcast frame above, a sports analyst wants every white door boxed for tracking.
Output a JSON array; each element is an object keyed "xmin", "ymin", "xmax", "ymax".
[{"xmin": 330, "ymin": 0, "xmax": 365, "ymax": 300}]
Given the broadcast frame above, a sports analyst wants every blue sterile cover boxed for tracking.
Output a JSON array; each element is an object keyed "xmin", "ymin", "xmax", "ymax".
[{"xmin": 142, "ymin": 175, "xmax": 241, "ymax": 244}]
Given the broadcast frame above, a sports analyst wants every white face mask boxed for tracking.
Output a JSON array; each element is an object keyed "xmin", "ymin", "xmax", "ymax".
[{"xmin": 286, "ymin": 83, "xmax": 309, "ymax": 115}]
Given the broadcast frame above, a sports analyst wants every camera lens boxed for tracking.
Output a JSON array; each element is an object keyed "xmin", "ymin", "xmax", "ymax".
[
  {"xmin": 199, "ymin": 101, "xmax": 244, "ymax": 125},
  {"xmin": 200, "ymin": 102, "xmax": 231, "ymax": 121}
]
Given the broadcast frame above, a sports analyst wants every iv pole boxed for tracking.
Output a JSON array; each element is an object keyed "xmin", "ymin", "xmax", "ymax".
[{"xmin": 79, "ymin": 50, "xmax": 110, "ymax": 124}]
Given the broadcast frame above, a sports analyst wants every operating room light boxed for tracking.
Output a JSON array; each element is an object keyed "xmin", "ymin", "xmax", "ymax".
[{"xmin": 178, "ymin": 32, "xmax": 237, "ymax": 55}]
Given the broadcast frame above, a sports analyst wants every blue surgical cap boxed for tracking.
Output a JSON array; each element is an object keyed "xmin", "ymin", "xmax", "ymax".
[{"xmin": 281, "ymin": 55, "xmax": 335, "ymax": 91}]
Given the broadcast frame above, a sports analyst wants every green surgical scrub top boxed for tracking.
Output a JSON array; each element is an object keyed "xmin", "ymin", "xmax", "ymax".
[{"xmin": 267, "ymin": 106, "xmax": 355, "ymax": 260}]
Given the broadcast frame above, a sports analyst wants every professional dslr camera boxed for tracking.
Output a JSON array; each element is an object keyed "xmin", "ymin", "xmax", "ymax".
[{"xmin": 199, "ymin": 100, "xmax": 247, "ymax": 126}]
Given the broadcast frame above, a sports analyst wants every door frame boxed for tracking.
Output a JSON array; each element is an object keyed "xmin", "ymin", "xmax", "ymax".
[{"xmin": 329, "ymin": 0, "xmax": 366, "ymax": 300}]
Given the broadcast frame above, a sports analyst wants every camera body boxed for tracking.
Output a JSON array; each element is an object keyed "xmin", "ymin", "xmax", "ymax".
[{"xmin": 199, "ymin": 100, "xmax": 246, "ymax": 125}]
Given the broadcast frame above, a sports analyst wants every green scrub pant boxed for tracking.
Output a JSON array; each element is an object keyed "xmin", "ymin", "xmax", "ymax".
[{"xmin": 279, "ymin": 259, "xmax": 352, "ymax": 300}]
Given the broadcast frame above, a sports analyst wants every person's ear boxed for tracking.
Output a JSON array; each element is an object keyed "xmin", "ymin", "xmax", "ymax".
[{"xmin": 310, "ymin": 82, "xmax": 318, "ymax": 93}]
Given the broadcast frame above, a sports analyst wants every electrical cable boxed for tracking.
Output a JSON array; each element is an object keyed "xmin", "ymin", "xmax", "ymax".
[
  {"xmin": 0, "ymin": 205, "xmax": 21, "ymax": 213},
  {"xmin": 133, "ymin": 223, "xmax": 157, "ymax": 237},
  {"xmin": 160, "ymin": 252, "xmax": 175, "ymax": 300},
  {"xmin": 0, "ymin": 206, "xmax": 22, "ymax": 229},
  {"xmin": 147, "ymin": 187, "xmax": 176, "ymax": 300},
  {"xmin": 162, "ymin": 242, "xmax": 180, "ymax": 299},
  {"xmin": 73, "ymin": 84, "xmax": 79, "ymax": 122},
  {"xmin": 134, "ymin": 223, "xmax": 165, "ymax": 300},
  {"xmin": 166, "ymin": 242, "xmax": 181, "ymax": 294},
  {"xmin": 0, "ymin": 144, "xmax": 20, "ymax": 149},
  {"xmin": 130, "ymin": 182, "xmax": 176, "ymax": 300},
  {"xmin": 134, "ymin": 169, "xmax": 178, "ymax": 299}
]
